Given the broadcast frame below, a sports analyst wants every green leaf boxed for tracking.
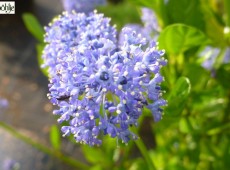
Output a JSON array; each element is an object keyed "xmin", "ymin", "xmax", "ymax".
[
  {"xmin": 98, "ymin": 2, "xmax": 141, "ymax": 30},
  {"xmin": 193, "ymin": 96, "xmax": 226, "ymax": 119},
  {"xmin": 165, "ymin": 0, "xmax": 205, "ymax": 31},
  {"xmin": 158, "ymin": 24, "xmax": 210, "ymax": 55},
  {"xmin": 103, "ymin": 136, "xmax": 117, "ymax": 160},
  {"xmin": 207, "ymin": 123, "xmax": 230, "ymax": 135},
  {"xmin": 224, "ymin": 0, "xmax": 230, "ymax": 27},
  {"xmin": 182, "ymin": 63, "xmax": 209, "ymax": 90},
  {"xmin": 127, "ymin": 0, "xmax": 155, "ymax": 8},
  {"xmin": 49, "ymin": 125, "xmax": 61, "ymax": 150},
  {"xmin": 200, "ymin": 1, "xmax": 226, "ymax": 46},
  {"xmin": 216, "ymin": 63, "xmax": 230, "ymax": 89},
  {"xmin": 36, "ymin": 43, "xmax": 49, "ymax": 77},
  {"xmin": 22, "ymin": 13, "xmax": 44, "ymax": 42},
  {"xmin": 129, "ymin": 158, "xmax": 148, "ymax": 170},
  {"xmin": 165, "ymin": 77, "xmax": 191, "ymax": 116},
  {"xmin": 81, "ymin": 145, "xmax": 110, "ymax": 165},
  {"xmin": 89, "ymin": 165, "xmax": 103, "ymax": 170},
  {"xmin": 179, "ymin": 117, "xmax": 193, "ymax": 133}
]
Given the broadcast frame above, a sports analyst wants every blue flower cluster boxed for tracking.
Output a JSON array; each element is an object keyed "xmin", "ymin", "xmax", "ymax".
[
  {"xmin": 42, "ymin": 11, "xmax": 116, "ymax": 76},
  {"xmin": 43, "ymin": 11, "xmax": 167, "ymax": 146},
  {"xmin": 61, "ymin": 0, "xmax": 106, "ymax": 14}
]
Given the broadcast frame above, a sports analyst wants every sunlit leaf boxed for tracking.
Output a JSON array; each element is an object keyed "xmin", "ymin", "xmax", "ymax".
[
  {"xmin": 89, "ymin": 165, "xmax": 103, "ymax": 170},
  {"xmin": 22, "ymin": 13, "xmax": 44, "ymax": 42},
  {"xmin": 129, "ymin": 158, "xmax": 148, "ymax": 170},
  {"xmin": 82, "ymin": 145, "xmax": 110, "ymax": 165},
  {"xmin": 179, "ymin": 117, "xmax": 193, "ymax": 133},
  {"xmin": 158, "ymin": 24, "xmax": 210, "ymax": 55}
]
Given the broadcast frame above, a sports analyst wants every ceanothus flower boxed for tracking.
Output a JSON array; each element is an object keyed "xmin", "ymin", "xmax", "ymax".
[
  {"xmin": 118, "ymin": 24, "xmax": 145, "ymax": 47},
  {"xmin": 42, "ymin": 11, "xmax": 116, "ymax": 76},
  {"xmin": 61, "ymin": 0, "xmax": 106, "ymax": 14},
  {"xmin": 43, "ymin": 11, "xmax": 167, "ymax": 146}
]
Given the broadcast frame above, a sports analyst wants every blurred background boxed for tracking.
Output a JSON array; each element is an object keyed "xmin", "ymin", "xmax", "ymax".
[
  {"xmin": 0, "ymin": 0, "xmax": 230, "ymax": 170},
  {"xmin": 0, "ymin": 0, "xmax": 82, "ymax": 169}
]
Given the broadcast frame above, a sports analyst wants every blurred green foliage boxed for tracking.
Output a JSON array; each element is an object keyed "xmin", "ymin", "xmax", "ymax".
[
  {"xmin": 22, "ymin": 13, "xmax": 48, "ymax": 77},
  {"xmin": 22, "ymin": 0, "xmax": 230, "ymax": 169}
]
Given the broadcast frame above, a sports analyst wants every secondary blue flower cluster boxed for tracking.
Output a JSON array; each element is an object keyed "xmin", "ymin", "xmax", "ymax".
[
  {"xmin": 43, "ymin": 11, "xmax": 167, "ymax": 146},
  {"xmin": 3, "ymin": 159, "xmax": 20, "ymax": 170},
  {"xmin": 119, "ymin": 7, "xmax": 160, "ymax": 45},
  {"xmin": 141, "ymin": 8, "xmax": 160, "ymax": 34},
  {"xmin": 199, "ymin": 46, "xmax": 230, "ymax": 70},
  {"xmin": 0, "ymin": 97, "xmax": 8, "ymax": 113},
  {"xmin": 61, "ymin": 0, "xmax": 106, "ymax": 14}
]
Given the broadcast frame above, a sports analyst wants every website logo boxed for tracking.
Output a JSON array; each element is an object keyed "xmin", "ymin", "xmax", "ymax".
[{"xmin": 0, "ymin": 1, "xmax": 15, "ymax": 14}]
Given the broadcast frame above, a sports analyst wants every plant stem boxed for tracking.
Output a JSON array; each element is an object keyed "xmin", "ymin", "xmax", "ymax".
[
  {"xmin": 0, "ymin": 122, "xmax": 89, "ymax": 170},
  {"xmin": 134, "ymin": 138, "xmax": 157, "ymax": 170}
]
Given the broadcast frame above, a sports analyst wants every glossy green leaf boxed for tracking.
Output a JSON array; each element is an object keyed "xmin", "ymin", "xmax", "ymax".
[
  {"xmin": 158, "ymin": 24, "xmax": 209, "ymax": 55},
  {"xmin": 22, "ymin": 13, "xmax": 44, "ymax": 42},
  {"xmin": 182, "ymin": 63, "xmax": 209, "ymax": 90},
  {"xmin": 49, "ymin": 125, "xmax": 61, "ymax": 150},
  {"xmin": 165, "ymin": 77, "xmax": 191, "ymax": 116}
]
